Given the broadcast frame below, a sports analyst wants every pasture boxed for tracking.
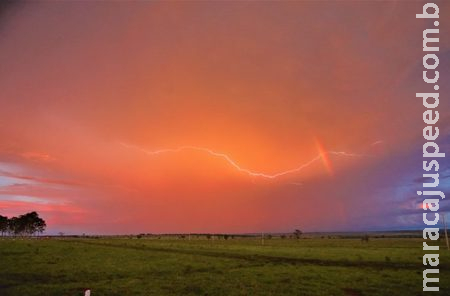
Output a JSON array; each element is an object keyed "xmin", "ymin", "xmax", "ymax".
[{"xmin": 0, "ymin": 236, "xmax": 449, "ymax": 295}]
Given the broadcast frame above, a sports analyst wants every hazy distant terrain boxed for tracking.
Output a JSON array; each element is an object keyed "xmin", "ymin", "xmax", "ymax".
[{"xmin": 1, "ymin": 235, "xmax": 449, "ymax": 295}]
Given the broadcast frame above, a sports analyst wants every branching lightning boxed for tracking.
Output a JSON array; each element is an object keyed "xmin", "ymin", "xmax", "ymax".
[
  {"xmin": 120, "ymin": 142, "xmax": 364, "ymax": 180},
  {"xmin": 328, "ymin": 151, "xmax": 365, "ymax": 157}
]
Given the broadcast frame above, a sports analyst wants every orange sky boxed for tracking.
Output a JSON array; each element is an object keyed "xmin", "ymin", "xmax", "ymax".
[{"xmin": 0, "ymin": 1, "xmax": 449, "ymax": 234}]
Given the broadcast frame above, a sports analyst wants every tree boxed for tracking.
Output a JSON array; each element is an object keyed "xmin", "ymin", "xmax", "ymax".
[
  {"xmin": 0, "ymin": 215, "xmax": 8, "ymax": 236},
  {"xmin": 2, "ymin": 212, "xmax": 46, "ymax": 237},
  {"xmin": 8, "ymin": 216, "xmax": 20, "ymax": 236},
  {"xmin": 294, "ymin": 229, "xmax": 303, "ymax": 239},
  {"xmin": 35, "ymin": 217, "xmax": 46, "ymax": 236},
  {"xmin": 18, "ymin": 212, "xmax": 46, "ymax": 236}
]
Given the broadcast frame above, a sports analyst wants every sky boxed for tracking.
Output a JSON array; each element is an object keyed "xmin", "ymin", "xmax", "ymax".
[{"xmin": 0, "ymin": 1, "xmax": 449, "ymax": 234}]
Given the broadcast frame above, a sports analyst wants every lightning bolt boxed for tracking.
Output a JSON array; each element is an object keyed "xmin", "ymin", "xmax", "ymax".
[
  {"xmin": 370, "ymin": 140, "xmax": 384, "ymax": 146},
  {"xmin": 328, "ymin": 151, "xmax": 366, "ymax": 157},
  {"xmin": 119, "ymin": 142, "xmax": 363, "ymax": 180}
]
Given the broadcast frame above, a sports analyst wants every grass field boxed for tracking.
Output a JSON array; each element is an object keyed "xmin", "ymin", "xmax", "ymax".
[{"xmin": 0, "ymin": 236, "xmax": 449, "ymax": 295}]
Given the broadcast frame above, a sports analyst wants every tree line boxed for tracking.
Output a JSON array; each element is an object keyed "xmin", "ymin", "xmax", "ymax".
[{"xmin": 0, "ymin": 212, "xmax": 46, "ymax": 237}]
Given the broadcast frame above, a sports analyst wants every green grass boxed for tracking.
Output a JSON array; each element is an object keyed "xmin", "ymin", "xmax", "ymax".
[{"xmin": 0, "ymin": 237, "xmax": 449, "ymax": 295}]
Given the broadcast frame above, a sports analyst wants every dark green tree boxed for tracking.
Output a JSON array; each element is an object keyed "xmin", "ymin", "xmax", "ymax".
[
  {"xmin": 3, "ymin": 212, "xmax": 46, "ymax": 236},
  {"xmin": 0, "ymin": 215, "xmax": 8, "ymax": 236},
  {"xmin": 34, "ymin": 214, "xmax": 47, "ymax": 236},
  {"xmin": 8, "ymin": 216, "xmax": 20, "ymax": 236}
]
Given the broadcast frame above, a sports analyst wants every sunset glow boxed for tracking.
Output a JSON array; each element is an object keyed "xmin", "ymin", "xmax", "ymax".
[{"xmin": 0, "ymin": 1, "xmax": 449, "ymax": 235}]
